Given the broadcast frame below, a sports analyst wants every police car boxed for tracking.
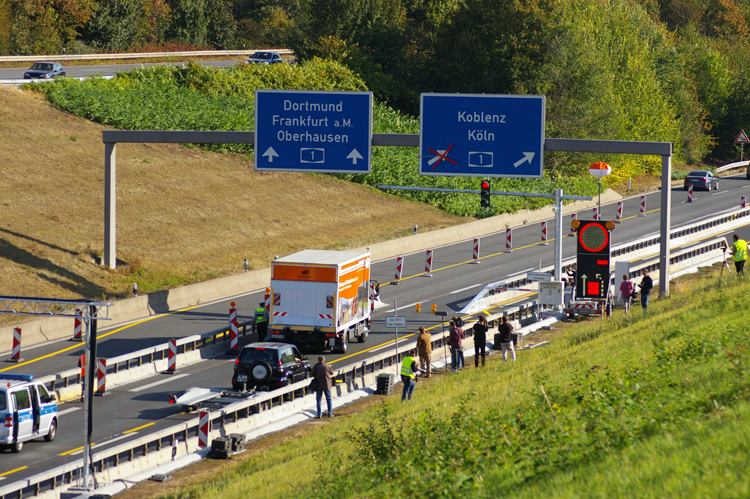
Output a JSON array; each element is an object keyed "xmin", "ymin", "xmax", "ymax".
[{"xmin": 0, "ymin": 374, "xmax": 58, "ymax": 453}]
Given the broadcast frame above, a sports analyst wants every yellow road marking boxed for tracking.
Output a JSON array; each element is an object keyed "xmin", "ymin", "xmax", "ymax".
[
  {"xmin": 60, "ymin": 445, "xmax": 93, "ymax": 456},
  {"xmin": 124, "ymin": 422, "xmax": 154, "ymax": 434},
  {"xmin": 0, "ymin": 305, "xmax": 200, "ymax": 373},
  {"xmin": 0, "ymin": 467, "xmax": 28, "ymax": 477}
]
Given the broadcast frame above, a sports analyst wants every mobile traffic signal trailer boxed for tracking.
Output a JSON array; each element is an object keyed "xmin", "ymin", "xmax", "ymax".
[
  {"xmin": 566, "ymin": 219, "xmax": 616, "ymax": 317},
  {"xmin": 267, "ymin": 250, "xmax": 372, "ymax": 353}
]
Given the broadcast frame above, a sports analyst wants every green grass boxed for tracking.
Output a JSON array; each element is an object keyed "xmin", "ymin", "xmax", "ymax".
[{"xmin": 150, "ymin": 267, "xmax": 749, "ymax": 499}]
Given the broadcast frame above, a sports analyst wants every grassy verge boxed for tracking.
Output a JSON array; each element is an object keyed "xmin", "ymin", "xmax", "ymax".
[{"xmin": 119, "ymin": 265, "xmax": 749, "ymax": 499}]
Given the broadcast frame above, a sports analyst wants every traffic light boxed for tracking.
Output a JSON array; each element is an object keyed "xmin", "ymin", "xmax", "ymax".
[
  {"xmin": 574, "ymin": 219, "xmax": 615, "ymax": 299},
  {"xmin": 480, "ymin": 179, "xmax": 491, "ymax": 209}
]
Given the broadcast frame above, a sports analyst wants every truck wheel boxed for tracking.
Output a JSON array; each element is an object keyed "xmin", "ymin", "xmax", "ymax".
[
  {"xmin": 334, "ymin": 341, "xmax": 347, "ymax": 354},
  {"xmin": 44, "ymin": 419, "xmax": 57, "ymax": 442},
  {"xmin": 10, "ymin": 441, "xmax": 23, "ymax": 453},
  {"xmin": 357, "ymin": 331, "xmax": 368, "ymax": 343}
]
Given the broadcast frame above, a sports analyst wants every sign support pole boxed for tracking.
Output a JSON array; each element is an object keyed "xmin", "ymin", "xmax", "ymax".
[{"xmin": 393, "ymin": 299, "xmax": 399, "ymax": 376}]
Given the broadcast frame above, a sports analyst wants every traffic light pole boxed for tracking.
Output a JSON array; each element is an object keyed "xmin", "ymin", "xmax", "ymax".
[{"xmin": 554, "ymin": 189, "xmax": 563, "ymax": 282}]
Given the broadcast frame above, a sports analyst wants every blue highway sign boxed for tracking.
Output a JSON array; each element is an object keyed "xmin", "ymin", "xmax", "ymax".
[
  {"xmin": 419, "ymin": 93, "xmax": 545, "ymax": 178},
  {"xmin": 255, "ymin": 90, "xmax": 373, "ymax": 173}
]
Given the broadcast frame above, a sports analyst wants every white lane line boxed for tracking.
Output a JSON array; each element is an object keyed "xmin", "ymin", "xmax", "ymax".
[
  {"xmin": 450, "ymin": 284, "xmax": 482, "ymax": 294},
  {"xmin": 129, "ymin": 373, "xmax": 191, "ymax": 392},
  {"xmin": 383, "ymin": 302, "xmax": 420, "ymax": 313},
  {"xmin": 70, "ymin": 433, "xmax": 138, "ymax": 455},
  {"xmin": 58, "ymin": 407, "xmax": 82, "ymax": 417}
]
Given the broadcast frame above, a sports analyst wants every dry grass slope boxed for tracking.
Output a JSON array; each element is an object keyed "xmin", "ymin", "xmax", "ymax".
[{"xmin": 0, "ymin": 85, "xmax": 465, "ymax": 306}]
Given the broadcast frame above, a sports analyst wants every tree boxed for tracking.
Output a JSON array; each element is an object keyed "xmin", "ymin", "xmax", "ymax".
[
  {"xmin": 166, "ymin": 0, "xmax": 207, "ymax": 46},
  {"xmin": 206, "ymin": 0, "xmax": 235, "ymax": 49},
  {"xmin": 81, "ymin": 0, "xmax": 141, "ymax": 51}
]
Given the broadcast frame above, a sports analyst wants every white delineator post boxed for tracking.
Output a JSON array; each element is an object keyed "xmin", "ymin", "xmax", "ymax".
[
  {"xmin": 424, "ymin": 249, "xmax": 433, "ymax": 277},
  {"xmin": 593, "ymin": 206, "xmax": 599, "ymax": 220},
  {"xmin": 166, "ymin": 339, "xmax": 178, "ymax": 373},
  {"xmin": 472, "ymin": 237, "xmax": 480, "ymax": 263},
  {"xmin": 229, "ymin": 304, "xmax": 239, "ymax": 351},
  {"xmin": 73, "ymin": 308, "xmax": 83, "ymax": 341},
  {"xmin": 95, "ymin": 358, "xmax": 108, "ymax": 396},
  {"xmin": 540, "ymin": 221, "xmax": 548, "ymax": 246},
  {"xmin": 198, "ymin": 409, "xmax": 210, "ymax": 447},
  {"xmin": 9, "ymin": 327, "xmax": 22, "ymax": 362},
  {"xmin": 616, "ymin": 201, "xmax": 623, "ymax": 222},
  {"xmin": 640, "ymin": 195, "xmax": 646, "ymax": 216},
  {"xmin": 394, "ymin": 256, "xmax": 404, "ymax": 283},
  {"xmin": 505, "ymin": 228, "xmax": 512, "ymax": 253}
]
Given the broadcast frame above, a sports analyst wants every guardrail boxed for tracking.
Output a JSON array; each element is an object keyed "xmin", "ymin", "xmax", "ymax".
[
  {"xmin": 0, "ymin": 49, "xmax": 294, "ymax": 63},
  {"xmin": 716, "ymin": 160, "xmax": 749, "ymax": 174}
]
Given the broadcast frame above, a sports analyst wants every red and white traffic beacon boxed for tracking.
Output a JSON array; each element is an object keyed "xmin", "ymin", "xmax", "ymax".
[{"xmin": 588, "ymin": 162, "xmax": 612, "ymax": 218}]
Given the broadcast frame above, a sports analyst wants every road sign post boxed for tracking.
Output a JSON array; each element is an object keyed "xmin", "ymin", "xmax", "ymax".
[
  {"xmin": 419, "ymin": 93, "xmax": 545, "ymax": 178},
  {"xmin": 255, "ymin": 90, "xmax": 373, "ymax": 173},
  {"xmin": 735, "ymin": 129, "xmax": 749, "ymax": 161}
]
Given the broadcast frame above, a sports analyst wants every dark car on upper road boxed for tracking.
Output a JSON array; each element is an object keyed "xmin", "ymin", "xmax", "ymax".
[
  {"xmin": 246, "ymin": 51, "xmax": 284, "ymax": 65},
  {"xmin": 684, "ymin": 170, "xmax": 719, "ymax": 191},
  {"xmin": 23, "ymin": 62, "xmax": 66, "ymax": 79},
  {"xmin": 232, "ymin": 342, "xmax": 310, "ymax": 392}
]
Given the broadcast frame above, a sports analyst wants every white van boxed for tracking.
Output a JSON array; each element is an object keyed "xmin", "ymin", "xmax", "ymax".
[{"xmin": 0, "ymin": 374, "xmax": 58, "ymax": 453}]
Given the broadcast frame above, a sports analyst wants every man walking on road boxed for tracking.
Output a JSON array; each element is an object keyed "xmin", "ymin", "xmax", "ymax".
[
  {"xmin": 415, "ymin": 326, "xmax": 432, "ymax": 378},
  {"xmin": 473, "ymin": 315, "xmax": 489, "ymax": 368},
  {"xmin": 312, "ymin": 356, "xmax": 334, "ymax": 418},
  {"xmin": 252, "ymin": 301, "xmax": 269, "ymax": 342},
  {"xmin": 498, "ymin": 316, "xmax": 516, "ymax": 362},
  {"xmin": 730, "ymin": 233, "xmax": 747, "ymax": 274}
]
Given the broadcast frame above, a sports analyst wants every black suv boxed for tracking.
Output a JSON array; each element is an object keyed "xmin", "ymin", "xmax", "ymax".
[{"xmin": 232, "ymin": 342, "xmax": 310, "ymax": 392}]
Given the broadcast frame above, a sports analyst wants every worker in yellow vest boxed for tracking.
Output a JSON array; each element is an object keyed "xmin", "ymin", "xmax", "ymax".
[
  {"xmin": 731, "ymin": 233, "xmax": 748, "ymax": 274},
  {"xmin": 400, "ymin": 354, "xmax": 419, "ymax": 402},
  {"xmin": 252, "ymin": 301, "xmax": 270, "ymax": 341}
]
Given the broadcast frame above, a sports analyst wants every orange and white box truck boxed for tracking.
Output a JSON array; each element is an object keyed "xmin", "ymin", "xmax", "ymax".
[{"xmin": 267, "ymin": 250, "xmax": 372, "ymax": 353}]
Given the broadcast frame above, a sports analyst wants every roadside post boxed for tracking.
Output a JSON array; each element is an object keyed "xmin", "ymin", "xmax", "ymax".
[
  {"xmin": 385, "ymin": 305, "xmax": 406, "ymax": 376},
  {"xmin": 435, "ymin": 310, "xmax": 448, "ymax": 372}
]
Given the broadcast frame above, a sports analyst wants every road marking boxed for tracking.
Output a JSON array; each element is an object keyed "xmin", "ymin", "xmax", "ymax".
[
  {"xmin": 450, "ymin": 284, "xmax": 483, "ymax": 294},
  {"xmin": 124, "ymin": 423, "xmax": 154, "ymax": 434},
  {"xmin": 369, "ymin": 338, "xmax": 413, "ymax": 353},
  {"xmin": 383, "ymin": 302, "xmax": 420, "ymax": 313},
  {"xmin": 58, "ymin": 407, "xmax": 82, "ymax": 417},
  {"xmin": 129, "ymin": 373, "xmax": 191, "ymax": 392},
  {"xmin": 0, "ymin": 467, "xmax": 27, "ymax": 478},
  {"xmin": 60, "ymin": 445, "xmax": 94, "ymax": 456},
  {"xmin": 0, "ymin": 305, "xmax": 200, "ymax": 373}
]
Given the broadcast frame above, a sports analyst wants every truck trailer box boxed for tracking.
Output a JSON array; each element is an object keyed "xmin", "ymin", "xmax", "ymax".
[{"xmin": 268, "ymin": 250, "xmax": 371, "ymax": 352}]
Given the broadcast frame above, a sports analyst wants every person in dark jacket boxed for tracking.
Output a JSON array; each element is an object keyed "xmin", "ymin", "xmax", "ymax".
[
  {"xmin": 312, "ymin": 356, "xmax": 334, "ymax": 418},
  {"xmin": 639, "ymin": 271, "xmax": 654, "ymax": 312},
  {"xmin": 448, "ymin": 320, "xmax": 465, "ymax": 371},
  {"xmin": 498, "ymin": 316, "xmax": 516, "ymax": 362},
  {"xmin": 473, "ymin": 315, "xmax": 489, "ymax": 367}
]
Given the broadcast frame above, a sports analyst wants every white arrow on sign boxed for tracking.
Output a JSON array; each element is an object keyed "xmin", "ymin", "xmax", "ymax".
[
  {"xmin": 513, "ymin": 152, "xmax": 535, "ymax": 168},
  {"xmin": 347, "ymin": 148, "xmax": 363, "ymax": 164},
  {"xmin": 263, "ymin": 147, "xmax": 279, "ymax": 163}
]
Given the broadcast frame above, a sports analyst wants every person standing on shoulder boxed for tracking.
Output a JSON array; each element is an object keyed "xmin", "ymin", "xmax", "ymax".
[
  {"xmin": 639, "ymin": 271, "xmax": 654, "ymax": 312},
  {"xmin": 498, "ymin": 316, "xmax": 516, "ymax": 362},
  {"xmin": 619, "ymin": 275, "xmax": 635, "ymax": 314},
  {"xmin": 473, "ymin": 315, "xmax": 489, "ymax": 368},
  {"xmin": 252, "ymin": 301, "xmax": 270, "ymax": 342},
  {"xmin": 400, "ymin": 354, "xmax": 419, "ymax": 402},
  {"xmin": 312, "ymin": 356, "xmax": 334, "ymax": 418},
  {"xmin": 730, "ymin": 234, "xmax": 747, "ymax": 274},
  {"xmin": 448, "ymin": 320, "xmax": 465, "ymax": 371},
  {"xmin": 415, "ymin": 326, "xmax": 432, "ymax": 378}
]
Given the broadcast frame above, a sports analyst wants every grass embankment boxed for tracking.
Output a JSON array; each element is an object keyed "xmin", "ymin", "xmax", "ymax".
[{"xmin": 120, "ymin": 265, "xmax": 749, "ymax": 499}]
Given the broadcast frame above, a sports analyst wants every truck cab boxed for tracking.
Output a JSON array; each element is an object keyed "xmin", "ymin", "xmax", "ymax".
[{"xmin": 0, "ymin": 374, "xmax": 58, "ymax": 453}]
